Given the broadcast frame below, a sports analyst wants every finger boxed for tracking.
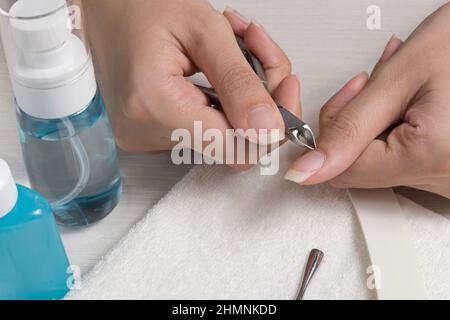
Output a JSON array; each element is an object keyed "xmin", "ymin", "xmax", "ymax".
[
  {"xmin": 285, "ymin": 51, "xmax": 423, "ymax": 185},
  {"xmin": 320, "ymin": 37, "xmax": 403, "ymax": 127},
  {"xmin": 328, "ymin": 124, "xmax": 415, "ymax": 188},
  {"xmin": 259, "ymin": 74, "xmax": 301, "ymax": 157},
  {"xmin": 372, "ymin": 35, "xmax": 404, "ymax": 76},
  {"xmin": 224, "ymin": 10, "xmax": 292, "ymax": 95},
  {"xmin": 286, "ymin": 71, "xmax": 367, "ymax": 184},
  {"xmin": 243, "ymin": 21, "xmax": 292, "ymax": 93},
  {"xmin": 223, "ymin": 6, "xmax": 250, "ymax": 37},
  {"xmin": 273, "ymin": 74, "xmax": 301, "ymax": 118},
  {"xmin": 187, "ymin": 18, "xmax": 284, "ymax": 143},
  {"xmin": 319, "ymin": 72, "xmax": 369, "ymax": 128},
  {"xmin": 223, "ymin": 75, "xmax": 301, "ymax": 170}
]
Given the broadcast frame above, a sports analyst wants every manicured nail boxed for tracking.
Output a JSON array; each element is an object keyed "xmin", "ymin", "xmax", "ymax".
[
  {"xmin": 354, "ymin": 71, "xmax": 369, "ymax": 82},
  {"xmin": 359, "ymin": 71, "xmax": 369, "ymax": 78},
  {"xmin": 248, "ymin": 105, "xmax": 283, "ymax": 130},
  {"xmin": 224, "ymin": 6, "xmax": 250, "ymax": 24},
  {"xmin": 389, "ymin": 34, "xmax": 399, "ymax": 42},
  {"xmin": 246, "ymin": 105, "xmax": 284, "ymax": 144},
  {"xmin": 251, "ymin": 18, "xmax": 262, "ymax": 28},
  {"xmin": 284, "ymin": 150, "xmax": 326, "ymax": 184}
]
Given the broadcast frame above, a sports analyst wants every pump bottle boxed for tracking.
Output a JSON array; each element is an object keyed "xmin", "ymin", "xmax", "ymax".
[{"xmin": 0, "ymin": 0, "xmax": 122, "ymax": 226}]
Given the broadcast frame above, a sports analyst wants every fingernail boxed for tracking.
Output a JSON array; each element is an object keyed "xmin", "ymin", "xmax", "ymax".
[
  {"xmin": 284, "ymin": 150, "xmax": 326, "ymax": 184},
  {"xmin": 224, "ymin": 6, "xmax": 250, "ymax": 24},
  {"xmin": 358, "ymin": 71, "xmax": 369, "ymax": 78},
  {"xmin": 247, "ymin": 105, "xmax": 283, "ymax": 131},
  {"xmin": 354, "ymin": 71, "xmax": 369, "ymax": 82},
  {"xmin": 388, "ymin": 35, "xmax": 405, "ymax": 51},
  {"xmin": 389, "ymin": 34, "xmax": 399, "ymax": 42},
  {"xmin": 251, "ymin": 18, "xmax": 262, "ymax": 28}
]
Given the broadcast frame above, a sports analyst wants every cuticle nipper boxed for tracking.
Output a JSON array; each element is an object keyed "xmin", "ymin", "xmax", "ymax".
[{"xmin": 195, "ymin": 37, "xmax": 317, "ymax": 150}]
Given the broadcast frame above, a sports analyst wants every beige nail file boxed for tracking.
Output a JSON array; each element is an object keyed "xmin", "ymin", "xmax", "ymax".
[{"xmin": 348, "ymin": 188, "xmax": 427, "ymax": 300}]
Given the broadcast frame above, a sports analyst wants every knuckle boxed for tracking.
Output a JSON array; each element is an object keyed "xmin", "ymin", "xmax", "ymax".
[
  {"xmin": 119, "ymin": 69, "xmax": 160, "ymax": 123},
  {"xmin": 196, "ymin": 11, "xmax": 231, "ymax": 39},
  {"xmin": 395, "ymin": 117, "xmax": 431, "ymax": 153},
  {"xmin": 114, "ymin": 135, "xmax": 136, "ymax": 153},
  {"xmin": 394, "ymin": 118, "xmax": 450, "ymax": 177},
  {"xmin": 329, "ymin": 113, "xmax": 360, "ymax": 142},
  {"xmin": 183, "ymin": 11, "xmax": 231, "ymax": 55},
  {"xmin": 219, "ymin": 63, "xmax": 260, "ymax": 97},
  {"xmin": 113, "ymin": 123, "xmax": 140, "ymax": 153},
  {"xmin": 319, "ymin": 106, "xmax": 333, "ymax": 125},
  {"xmin": 121, "ymin": 75, "xmax": 170, "ymax": 124},
  {"xmin": 121, "ymin": 89, "xmax": 149, "ymax": 123},
  {"xmin": 277, "ymin": 57, "xmax": 292, "ymax": 76},
  {"xmin": 213, "ymin": 12, "xmax": 233, "ymax": 30}
]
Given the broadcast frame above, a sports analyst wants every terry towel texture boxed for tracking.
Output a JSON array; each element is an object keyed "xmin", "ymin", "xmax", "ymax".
[{"xmin": 68, "ymin": 146, "xmax": 450, "ymax": 300}]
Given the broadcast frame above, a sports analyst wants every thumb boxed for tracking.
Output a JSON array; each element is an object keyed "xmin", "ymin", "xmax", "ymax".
[
  {"xmin": 187, "ymin": 20, "xmax": 284, "ymax": 143},
  {"xmin": 286, "ymin": 57, "xmax": 420, "ymax": 185}
]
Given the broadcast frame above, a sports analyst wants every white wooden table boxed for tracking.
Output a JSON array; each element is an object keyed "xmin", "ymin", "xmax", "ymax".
[{"xmin": 0, "ymin": 0, "xmax": 448, "ymax": 276}]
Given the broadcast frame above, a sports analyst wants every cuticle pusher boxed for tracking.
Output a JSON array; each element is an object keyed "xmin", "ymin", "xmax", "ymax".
[{"xmin": 297, "ymin": 249, "xmax": 324, "ymax": 300}]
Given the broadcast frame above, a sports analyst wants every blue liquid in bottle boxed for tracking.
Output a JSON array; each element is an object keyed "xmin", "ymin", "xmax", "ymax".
[
  {"xmin": 16, "ymin": 88, "xmax": 122, "ymax": 227},
  {"xmin": 0, "ymin": 185, "xmax": 71, "ymax": 300}
]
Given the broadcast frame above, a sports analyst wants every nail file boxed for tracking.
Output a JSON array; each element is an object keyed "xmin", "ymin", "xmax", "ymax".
[{"xmin": 348, "ymin": 188, "xmax": 427, "ymax": 300}]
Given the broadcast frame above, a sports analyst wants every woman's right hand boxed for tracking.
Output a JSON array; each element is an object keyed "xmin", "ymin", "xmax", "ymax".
[{"xmin": 85, "ymin": 0, "xmax": 299, "ymax": 166}]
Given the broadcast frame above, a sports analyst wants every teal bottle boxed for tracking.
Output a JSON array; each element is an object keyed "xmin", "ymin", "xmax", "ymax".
[{"xmin": 0, "ymin": 159, "xmax": 70, "ymax": 300}]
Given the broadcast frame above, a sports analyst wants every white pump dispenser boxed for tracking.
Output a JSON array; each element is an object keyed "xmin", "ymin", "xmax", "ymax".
[
  {"xmin": 4, "ymin": 0, "xmax": 96, "ymax": 119},
  {"xmin": 0, "ymin": 159, "xmax": 18, "ymax": 218},
  {"xmin": 0, "ymin": 1, "xmax": 122, "ymax": 227}
]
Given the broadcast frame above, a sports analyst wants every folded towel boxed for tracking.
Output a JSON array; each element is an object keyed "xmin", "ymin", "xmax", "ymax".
[{"xmin": 67, "ymin": 145, "xmax": 450, "ymax": 300}]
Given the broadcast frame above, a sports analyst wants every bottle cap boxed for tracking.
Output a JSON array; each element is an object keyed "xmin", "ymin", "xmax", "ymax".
[
  {"xmin": 0, "ymin": 0, "xmax": 97, "ymax": 120},
  {"xmin": 0, "ymin": 159, "xmax": 19, "ymax": 218},
  {"xmin": 9, "ymin": 0, "xmax": 70, "ymax": 53}
]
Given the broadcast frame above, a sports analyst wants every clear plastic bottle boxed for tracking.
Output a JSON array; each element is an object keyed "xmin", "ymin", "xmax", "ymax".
[
  {"xmin": 16, "ymin": 88, "xmax": 122, "ymax": 226},
  {"xmin": 0, "ymin": 0, "xmax": 122, "ymax": 226},
  {"xmin": 0, "ymin": 159, "xmax": 71, "ymax": 300}
]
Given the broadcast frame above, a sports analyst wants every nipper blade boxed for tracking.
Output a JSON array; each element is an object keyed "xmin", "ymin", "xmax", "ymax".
[{"xmin": 278, "ymin": 106, "xmax": 317, "ymax": 150}]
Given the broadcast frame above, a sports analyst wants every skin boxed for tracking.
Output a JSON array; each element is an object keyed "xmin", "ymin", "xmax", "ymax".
[
  {"xmin": 286, "ymin": 3, "xmax": 450, "ymax": 199},
  {"xmin": 83, "ymin": 0, "xmax": 300, "ymax": 169},
  {"xmin": 85, "ymin": 1, "xmax": 449, "ymax": 199}
]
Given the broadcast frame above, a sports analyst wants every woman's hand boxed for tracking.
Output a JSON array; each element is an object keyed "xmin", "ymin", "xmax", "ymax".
[
  {"xmin": 84, "ymin": 0, "xmax": 300, "ymax": 165},
  {"xmin": 285, "ymin": 3, "xmax": 450, "ymax": 199}
]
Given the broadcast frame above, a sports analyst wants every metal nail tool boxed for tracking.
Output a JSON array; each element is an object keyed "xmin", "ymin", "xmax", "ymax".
[
  {"xmin": 297, "ymin": 249, "xmax": 324, "ymax": 300},
  {"xmin": 195, "ymin": 37, "xmax": 317, "ymax": 150}
]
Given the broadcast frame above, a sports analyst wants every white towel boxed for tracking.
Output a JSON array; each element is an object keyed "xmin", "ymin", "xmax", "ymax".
[{"xmin": 67, "ymin": 145, "xmax": 450, "ymax": 300}]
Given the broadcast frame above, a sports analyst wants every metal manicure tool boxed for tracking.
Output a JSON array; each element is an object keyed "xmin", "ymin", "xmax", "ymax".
[
  {"xmin": 196, "ymin": 37, "xmax": 317, "ymax": 150},
  {"xmin": 297, "ymin": 249, "xmax": 324, "ymax": 300}
]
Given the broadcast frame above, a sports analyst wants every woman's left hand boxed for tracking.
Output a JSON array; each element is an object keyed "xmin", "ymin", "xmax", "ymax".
[{"xmin": 285, "ymin": 3, "xmax": 450, "ymax": 199}]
